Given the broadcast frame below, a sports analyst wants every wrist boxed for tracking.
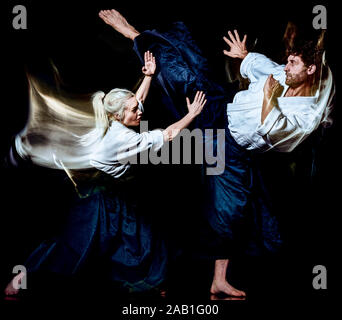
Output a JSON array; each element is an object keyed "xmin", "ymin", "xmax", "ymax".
[
  {"xmin": 187, "ymin": 111, "xmax": 197, "ymax": 119},
  {"xmin": 263, "ymin": 93, "xmax": 272, "ymax": 102},
  {"xmin": 240, "ymin": 51, "xmax": 248, "ymax": 59}
]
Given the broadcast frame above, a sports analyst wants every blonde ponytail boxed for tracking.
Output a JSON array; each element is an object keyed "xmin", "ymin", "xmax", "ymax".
[
  {"xmin": 92, "ymin": 91, "xmax": 109, "ymax": 135},
  {"xmin": 80, "ymin": 88, "xmax": 135, "ymax": 147},
  {"xmin": 79, "ymin": 91, "xmax": 109, "ymax": 147}
]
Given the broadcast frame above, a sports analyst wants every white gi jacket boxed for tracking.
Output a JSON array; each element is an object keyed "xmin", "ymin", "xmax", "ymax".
[
  {"xmin": 227, "ymin": 52, "xmax": 335, "ymax": 152},
  {"xmin": 90, "ymin": 121, "xmax": 164, "ymax": 178}
]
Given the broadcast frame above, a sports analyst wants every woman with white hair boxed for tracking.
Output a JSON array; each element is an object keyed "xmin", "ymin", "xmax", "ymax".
[{"xmin": 5, "ymin": 51, "xmax": 206, "ymax": 296}]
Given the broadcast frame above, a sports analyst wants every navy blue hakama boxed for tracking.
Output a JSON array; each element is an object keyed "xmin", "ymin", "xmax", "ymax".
[
  {"xmin": 24, "ymin": 173, "xmax": 167, "ymax": 292},
  {"xmin": 133, "ymin": 22, "xmax": 282, "ymax": 257}
]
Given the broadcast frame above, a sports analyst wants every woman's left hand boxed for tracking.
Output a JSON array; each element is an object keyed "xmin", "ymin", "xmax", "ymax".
[{"xmin": 142, "ymin": 51, "xmax": 156, "ymax": 76}]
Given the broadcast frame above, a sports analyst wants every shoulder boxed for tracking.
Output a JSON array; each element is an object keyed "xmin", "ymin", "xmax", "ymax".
[{"xmin": 108, "ymin": 121, "xmax": 135, "ymax": 137}]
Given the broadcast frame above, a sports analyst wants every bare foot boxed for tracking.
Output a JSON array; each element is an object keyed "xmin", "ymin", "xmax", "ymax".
[
  {"xmin": 210, "ymin": 278, "xmax": 246, "ymax": 297},
  {"xmin": 98, "ymin": 9, "xmax": 140, "ymax": 40},
  {"xmin": 4, "ymin": 272, "xmax": 26, "ymax": 296},
  {"xmin": 210, "ymin": 259, "xmax": 246, "ymax": 297},
  {"xmin": 210, "ymin": 294, "xmax": 246, "ymax": 301}
]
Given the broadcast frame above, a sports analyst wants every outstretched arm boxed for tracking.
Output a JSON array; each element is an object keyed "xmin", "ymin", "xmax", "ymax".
[
  {"xmin": 163, "ymin": 91, "xmax": 207, "ymax": 142},
  {"xmin": 225, "ymin": 30, "xmax": 284, "ymax": 82},
  {"xmin": 135, "ymin": 51, "xmax": 156, "ymax": 103},
  {"xmin": 223, "ymin": 30, "xmax": 248, "ymax": 59}
]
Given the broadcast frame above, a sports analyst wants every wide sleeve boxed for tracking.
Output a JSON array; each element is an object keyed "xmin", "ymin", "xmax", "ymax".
[
  {"xmin": 90, "ymin": 124, "xmax": 165, "ymax": 177},
  {"xmin": 111, "ymin": 128, "xmax": 164, "ymax": 164},
  {"xmin": 240, "ymin": 52, "xmax": 285, "ymax": 83},
  {"xmin": 134, "ymin": 130, "xmax": 164, "ymax": 153}
]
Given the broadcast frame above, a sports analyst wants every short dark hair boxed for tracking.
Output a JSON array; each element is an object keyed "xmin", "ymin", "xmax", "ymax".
[
  {"xmin": 287, "ymin": 30, "xmax": 326, "ymax": 90},
  {"xmin": 288, "ymin": 38, "xmax": 324, "ymax": 68}
]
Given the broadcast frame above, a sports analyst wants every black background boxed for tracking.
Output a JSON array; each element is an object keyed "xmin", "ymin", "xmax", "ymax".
[{"xmin": 1, "ymin": 0, "xmax": 340, "ymax": 316}]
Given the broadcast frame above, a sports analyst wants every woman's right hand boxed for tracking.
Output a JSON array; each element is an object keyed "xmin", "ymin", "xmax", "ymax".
[{"xmin": 186, "ymin": 91, "xmax": 207, "ymax": 117}]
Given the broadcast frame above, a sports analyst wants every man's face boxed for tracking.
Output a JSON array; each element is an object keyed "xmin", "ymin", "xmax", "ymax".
[
  {"xmin": 122, "ymin": 96, "xmax": 142, "ymax": 127},
  {"xmin": 284, "ymin": 55, "xmax": 309, "ymax": 87}
]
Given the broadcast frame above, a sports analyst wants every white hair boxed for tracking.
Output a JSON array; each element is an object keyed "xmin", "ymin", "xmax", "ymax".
[{"xmin": 81, "ymin": 88, "xmax": 134, "ymax": 146}]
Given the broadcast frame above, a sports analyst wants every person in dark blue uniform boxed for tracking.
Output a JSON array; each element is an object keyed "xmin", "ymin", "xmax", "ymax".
[{"xmin": 97, "ymin": 9, "xmax": 333, "ymax": 297}]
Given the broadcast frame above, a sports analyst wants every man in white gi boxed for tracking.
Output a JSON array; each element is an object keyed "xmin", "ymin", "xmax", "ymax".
[
  {"xmin": 223, "ymin": 30, "xmax": 334, "ymax": 153},
  {"xmin": 210, "ymin": 29, "xmax": 335, "ymax": 297}
]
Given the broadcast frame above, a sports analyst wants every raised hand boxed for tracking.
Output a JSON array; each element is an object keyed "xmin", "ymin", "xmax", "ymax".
[
  {"xmin": 263, "ymin": 74, "xmax": 284, "ymax": 101},
  {"xmin": 261, "ymin": 74, "xmax": 284, "ymax": 123},
  {"xmin": 142, "ymin": 51, "xmax": 156, "ymax": 76},
  {"xmin": 186, "ymin": 91, "xmax": 207, "ymax": 117},
  {"xmin": 223, "ymin": 30, "xmax": 248, "ymax": 59},
  {"xmin": 162, "ymin": 91, "xmax": 207, "ymax": 142}
]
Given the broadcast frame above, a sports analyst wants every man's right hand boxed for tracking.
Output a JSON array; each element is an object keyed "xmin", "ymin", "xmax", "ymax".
[
  {"xmin": 263, "ymin": 74, "xmax": 283, "ymax": 101},
  {"xmin": 223, "ymin": 30, "xmax": 248, "ymax": 59},
  {"xmin": 261, "ymin": 75, "xmax": 284, "ymax": 123}
]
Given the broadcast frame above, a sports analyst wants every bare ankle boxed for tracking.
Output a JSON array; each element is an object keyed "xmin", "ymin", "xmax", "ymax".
[{"xmin": 126, "ymin": 30, "xmax": 140, "ymax": 41}]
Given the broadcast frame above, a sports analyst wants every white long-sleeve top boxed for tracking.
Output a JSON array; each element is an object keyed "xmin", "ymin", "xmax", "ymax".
[
  {"xmin": 227, "ymin": 52, "xmax": 335, "ymax": 152},
  {"xmin": 90, "ymin": 121, "xmax": 164, "ymax": 178}
]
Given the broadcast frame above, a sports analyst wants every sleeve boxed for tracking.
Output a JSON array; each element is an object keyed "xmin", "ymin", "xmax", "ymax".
[
  {"xmin": 255, "ymin": 99, "xmax": 321, "ymax": 152},
  {"xmin": 137, "ymin": 99, "xmax": 144, "ymax": 112},
  {"xmin": 14, "ymin": 134, "xmax": 31, "ymax": 160},
  {"xmin": 2, "ymin": 135, "xmax": 31, "ymax": 168},
  {"xmin": 115, "ymin": 129, "xmax": 165, "ymax": 162},
  {"xmin": 140, "ymin": 129, "xmax": 164, "ymax": 152},
  {"xmin": 240, "ymin": 52, "xmax": 285, "ymax": 83}
]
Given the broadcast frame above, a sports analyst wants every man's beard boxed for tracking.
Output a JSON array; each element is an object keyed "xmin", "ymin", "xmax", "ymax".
[
  {"xmin": 285, "ymin": 73, "xmax": 299, "ymax": 87},
  {"xmin": 285, "ymin": 71, "xmax": 307, "ymax": 87}
]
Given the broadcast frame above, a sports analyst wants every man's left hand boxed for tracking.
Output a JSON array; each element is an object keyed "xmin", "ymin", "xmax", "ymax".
[{"xmin": 263, "ymin": 74, "xmax": 283, "ymax": 101}]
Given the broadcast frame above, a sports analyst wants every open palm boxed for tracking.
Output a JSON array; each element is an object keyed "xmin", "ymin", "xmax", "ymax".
[
  {"xmin": 142, "ymin": 51, "xmax": 156, "ymax": 76},
  {"xmin": 223, "ymin": 30, "xmax": 248, "ymax": 59}
]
